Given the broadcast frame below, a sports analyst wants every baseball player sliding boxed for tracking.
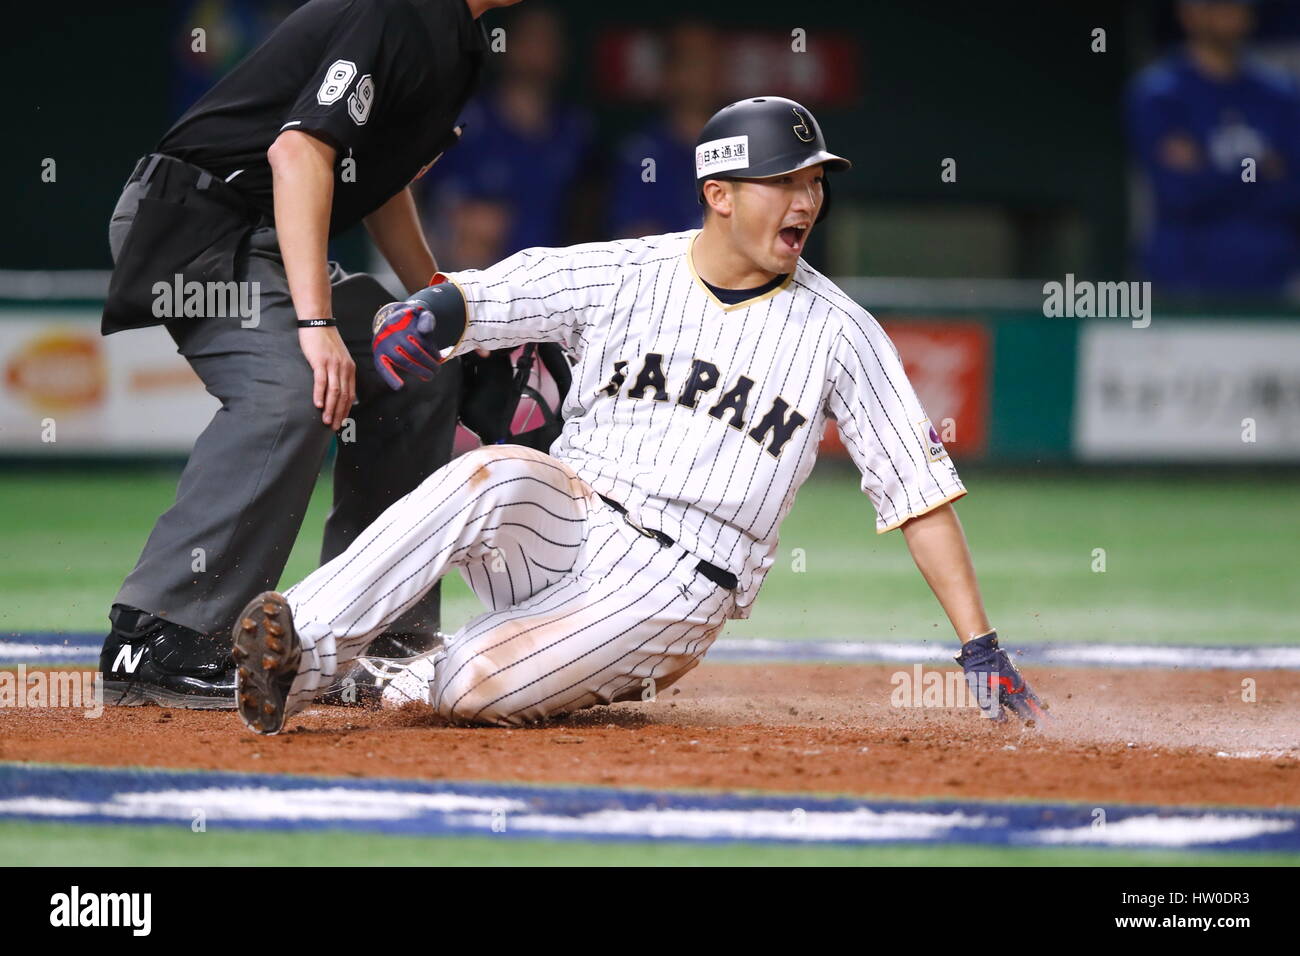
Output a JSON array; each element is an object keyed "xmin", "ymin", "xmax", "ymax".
[{"xmin": 232, "ymin": 96, "xmax": 1049, "ymax": 735}]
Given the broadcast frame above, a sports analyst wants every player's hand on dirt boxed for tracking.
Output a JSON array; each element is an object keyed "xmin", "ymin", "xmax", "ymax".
[
  {"xmin": 955, "ymin": 631, "xmax": 1050, "ymax": 724},
  {"xmin": 298, "ymin": 324, "xmax": 356, "ymax": 429},
  {"xmin": 372, "ymin": 299, "xmax": 443, "ymax": 390}
]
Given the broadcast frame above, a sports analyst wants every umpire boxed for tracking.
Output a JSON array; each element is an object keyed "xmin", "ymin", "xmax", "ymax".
[{"xmin": 99, "ymin": 0, "xmax": 522, "ymax": 709}]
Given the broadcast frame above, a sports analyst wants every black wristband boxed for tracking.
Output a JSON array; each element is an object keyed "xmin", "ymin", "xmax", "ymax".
[
  {"xmin": 406, "ymin": 282, "xmax": 468, "ymax": 355},
  {"xmin": 297, "ymin": 318, "xmax": 336, "ymax": 328}
]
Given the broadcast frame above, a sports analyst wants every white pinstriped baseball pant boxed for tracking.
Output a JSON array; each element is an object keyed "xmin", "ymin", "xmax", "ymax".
[{"xmin": 281, "ymin": 444, "xmax": 735, "ymax": 726}]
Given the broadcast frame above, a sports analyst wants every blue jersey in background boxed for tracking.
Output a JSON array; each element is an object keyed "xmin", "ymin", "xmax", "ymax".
[
  {"xmin": 608, "ymin": 119, "xmax": 704, "ymax": 238},
  {"xmin": 426, "ymin": 94, "xmax": 594, "ymax": 255},
  {"xmin": 1127, "ymin": 52, "xmax": 1300, "ymax": 296}
]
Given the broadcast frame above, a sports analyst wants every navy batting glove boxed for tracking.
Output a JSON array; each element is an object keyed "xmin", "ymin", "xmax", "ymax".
[
  {"xmin": 955, "ymin": 631, "xmax": 1050, "ymax": 723},
  {"xmin": 372, "ymin": 300, "xmax": 442, "ymax": 390}
]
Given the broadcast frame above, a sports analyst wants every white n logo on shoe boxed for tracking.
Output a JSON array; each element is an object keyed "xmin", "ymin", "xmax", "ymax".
[{"xmin": 112, "ymin": 644, "xmax": 146, "ymax": 674}]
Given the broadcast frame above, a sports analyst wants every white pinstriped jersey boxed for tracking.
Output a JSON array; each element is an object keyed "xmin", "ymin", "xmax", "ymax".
[{"xmin": 442, "ymin": 229, "xmax": 967, "ymax": 620}]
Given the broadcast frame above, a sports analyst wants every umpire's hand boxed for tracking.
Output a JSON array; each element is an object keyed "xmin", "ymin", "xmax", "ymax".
[{"xmin": 298, "ymin": 325, "xmax": 356, "ymax": 429}]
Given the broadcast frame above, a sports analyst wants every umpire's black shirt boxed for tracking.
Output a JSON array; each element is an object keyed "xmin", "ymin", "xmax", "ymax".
[{"xmin": 158, "ymin": 0, "xmax": 486, "ymax": 236}]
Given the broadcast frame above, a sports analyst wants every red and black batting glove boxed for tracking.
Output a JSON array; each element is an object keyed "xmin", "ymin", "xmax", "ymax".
[
  {"xmin": 955, "ymin": 631, "xmax": 1050, "ymax": 724},
  {"xmin": 372, "ymin": 299, "xmax": 443, "ymax": 390}
]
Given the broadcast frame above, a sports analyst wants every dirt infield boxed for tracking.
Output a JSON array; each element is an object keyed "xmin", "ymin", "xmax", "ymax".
[{"xmin": 3, "ymin": 663, "xmax": 1297, "ymax": 808}]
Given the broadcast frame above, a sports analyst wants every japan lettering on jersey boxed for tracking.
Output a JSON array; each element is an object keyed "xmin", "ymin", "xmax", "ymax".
[{"xmin": 440, "ymin": 230, "xmax": 966, "ymax": 620}]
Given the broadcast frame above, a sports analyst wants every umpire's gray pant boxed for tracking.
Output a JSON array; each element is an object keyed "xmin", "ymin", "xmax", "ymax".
[{"xmin": 108, "ymin": 180, "xmax": 460, "ymax": 638}]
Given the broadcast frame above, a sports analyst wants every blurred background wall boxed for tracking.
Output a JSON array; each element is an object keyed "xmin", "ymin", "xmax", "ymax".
[
  {"xmin": 2, "ymin": 0, "xmax": 1299, "ymax": 466},
  {"xmin": 5, "ymin": 0, "xmax": 1135, "ymax": 275}
]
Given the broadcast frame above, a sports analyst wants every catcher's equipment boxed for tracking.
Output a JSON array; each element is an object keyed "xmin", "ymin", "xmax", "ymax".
[
  {"xmin": 460, "ymin": 342, "xmax": 572, "ymax": 451},
  {"xmin": 695, "ymin": 96, "xmax": 851, "ymax": 223},
  {"xmin": 955, "ymin": 631, "xmax": 1050, "ymax": 723},
  {"xmin": 371, "ymin": 277, "xmax": 468, "ymax": 389},
  {"xmin": 369, "ymin": 272, "xmax": 572, "ymax": 447},
  {"xmin": 330, "ymin": 272, "xmax": 399, "ymax": 328}
]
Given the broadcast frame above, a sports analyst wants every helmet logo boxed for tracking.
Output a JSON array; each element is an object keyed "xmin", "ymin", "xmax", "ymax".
[{"xmin": 791, "ymin": 107, "xmax": 814, "ymax": 144}]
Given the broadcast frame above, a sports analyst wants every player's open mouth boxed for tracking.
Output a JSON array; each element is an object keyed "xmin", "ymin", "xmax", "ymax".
[{"xmin": 779, "ymin": 225, "xmax": 808, "ymax": 251}]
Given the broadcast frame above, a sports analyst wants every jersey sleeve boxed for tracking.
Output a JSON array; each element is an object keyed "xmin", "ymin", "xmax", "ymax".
[
  {"xmin": 281, "ymin": 0, "xmax": 417, "ymax": 153},
  {"xmin": 440, "ymin": 242, "xmax": 627, "ymax": 360},
  {"xmin": 824, "ymin": 310, "xmax": 967, "ymax": 533}
]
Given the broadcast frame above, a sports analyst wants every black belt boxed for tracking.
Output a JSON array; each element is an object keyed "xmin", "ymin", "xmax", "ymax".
[
  {"xmin": 127, "ymin": 153, "xmax": 267, "ymax": 225},
  {"xmin": 129, "ymin": 153, "xmax": 222, "ymax": 191},
  {"xmin": 598, "ymin": 495, "xmax": 738, "ymax": 591},
  {"xmin": 129, "ymin": 152, "xmax": 219, "ymax": 192}
]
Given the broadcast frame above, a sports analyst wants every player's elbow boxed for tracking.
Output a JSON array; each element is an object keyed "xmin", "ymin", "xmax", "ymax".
[
  {"xmin": 266, "ymin": 131, "xmax": 298, "ymax": 170},
  {"xmin": 267, "ymin": 129, "xmax": 336, "ymax": 176}
]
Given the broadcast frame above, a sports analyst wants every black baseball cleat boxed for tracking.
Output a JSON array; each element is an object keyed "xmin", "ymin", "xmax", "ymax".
[
  {"xmin": 314, "ymin": 632, "xmax": 446, "ymax": 708},
  {"xmin": 232, "ymin": 591, "xmax": 302, "ymax": 735},
  {"xmin": 100, "ymin": 604, "xmax": 236, "ymax": 709}
]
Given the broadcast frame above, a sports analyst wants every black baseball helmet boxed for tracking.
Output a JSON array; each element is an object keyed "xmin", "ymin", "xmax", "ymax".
[{"xmin": 695, "ymin": 96, "xmax": 851, "ymax": 223}]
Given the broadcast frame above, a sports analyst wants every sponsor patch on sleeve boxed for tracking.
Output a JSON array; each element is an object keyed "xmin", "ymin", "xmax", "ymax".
[
  {"xmin": 695, "ymin": 135, "xmax": 750, "ymax": 178},
  {"xmin": 919, "ymin": 418, "xmax": 949, "ymax": 462}
]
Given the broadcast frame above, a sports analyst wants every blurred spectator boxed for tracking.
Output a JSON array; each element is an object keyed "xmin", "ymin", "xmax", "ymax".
[
  {"xmin": 1128, "ymin": 0, "xmax": 1300, "ymax": 298},
  {"xmin": 608, "ymin": 23, "xmax": 721, "ymax": 238},
  {"xmin": 420, "ymin": 4, "xmax": 593, "ymax": 267}
]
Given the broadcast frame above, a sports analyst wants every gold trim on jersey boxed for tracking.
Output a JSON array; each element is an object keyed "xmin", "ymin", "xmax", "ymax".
[
  {"xmin": 686, "ymin": 230, "xmax": 796, "ymax": 312},
  {"xmin": 876, "ymin": 487, "xmax": 969, "ymax": 534}
]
